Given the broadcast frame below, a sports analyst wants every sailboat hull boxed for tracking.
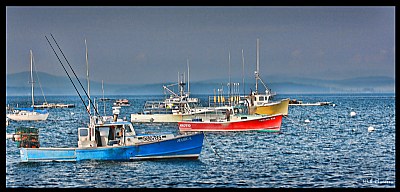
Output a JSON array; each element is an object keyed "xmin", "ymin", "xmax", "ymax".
[{"xmin": 7, "ymin": 111, "xmax": 49, "ymax": 121}]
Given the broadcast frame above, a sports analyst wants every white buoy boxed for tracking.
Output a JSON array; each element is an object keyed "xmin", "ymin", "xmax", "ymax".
[
  {"xmin": 350, "ymin": 111, "xmax": 356, "ymax": 117},
  {"xmin": 305, "ymin": 119, "xmax": 310, "ymax": 123},
  {"xmin": 368, "ymin": 126, "xmax": 375, "ymax": 132},
  {"xmin": 70, "ymin": 112, "xmax": 75, "ymax": 115}
]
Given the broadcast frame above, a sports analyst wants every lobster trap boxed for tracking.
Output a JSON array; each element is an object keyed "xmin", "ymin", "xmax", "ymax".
[{"xmin": 14, "ymin": 127, "xmax": 40, "ymax": 148}]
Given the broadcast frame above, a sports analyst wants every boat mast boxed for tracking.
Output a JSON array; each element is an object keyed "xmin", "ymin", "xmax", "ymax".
[
  {"xmin": 255, "ymin": 38, "xmax": 259, "ymax": 94},
  {"xmin": 102, "ymin": 80, "xmax": 105, "ymax": 115},
  {"xmin": 30, "ymin": 50, "xmax": 34, "ymax": 107},
  {"xmin": 187, "ymin": 58, "xmax": 190, "ymax": 97},
  {"xmin": 228, "ymin": 51, "xmax": 231, "ymax": 105},
  {"xmin": 85, "ymin": 39, "xmax": 91, "ymax": 115},
  {"xmin": 242, "ymin": 48, "xmax": 245, "ymax": 96},
  {"xmin": 180, "ymin": 72, "xmax": 185, "ymax": 98}
]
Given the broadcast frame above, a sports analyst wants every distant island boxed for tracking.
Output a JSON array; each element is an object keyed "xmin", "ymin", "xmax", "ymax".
[{"xmin": 6, "ymin": 71, "xmax": 395, "ymax": 96}]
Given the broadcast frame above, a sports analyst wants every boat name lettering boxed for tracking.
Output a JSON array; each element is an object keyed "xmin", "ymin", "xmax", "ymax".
[
  {"xmin": 260, "ymin": 117, "xmax": 275, "ymax": 122},
  {"xmin": 177, "ymin": 137, "xmax": 192, "ymax": 142},
  {"xmin": 179, "ymin": 124, "xmax": 191, "ymax": 128},
  {"xmin": 142, "ymin": 135, "xmax": 163, "ymax": 141}
]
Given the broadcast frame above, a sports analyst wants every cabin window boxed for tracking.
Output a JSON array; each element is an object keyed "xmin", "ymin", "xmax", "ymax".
[
  {"xmin": 259, "ymin": 97, "xmax": 264, "ymax": 101},
  {"xmin": 125, "ymin": 125, "xmax": 132, "ymax": 133},
  {"xmin": 80, "ymin": 129, "xmax": 89, "ymax": 137}
]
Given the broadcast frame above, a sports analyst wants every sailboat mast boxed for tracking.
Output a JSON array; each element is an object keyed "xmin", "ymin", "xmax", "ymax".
[
  {"xmin": 30, "ymin": 50, "xmax": 34, "ymax": 106},
  {"xmin": 85, "ymin": 39, "xmax": 91, "ymax": 115}
]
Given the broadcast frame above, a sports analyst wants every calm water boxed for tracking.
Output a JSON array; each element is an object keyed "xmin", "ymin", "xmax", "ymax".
[{"xmin": 5, "ymin": 93, "xmax": 396, "ymax": 188}]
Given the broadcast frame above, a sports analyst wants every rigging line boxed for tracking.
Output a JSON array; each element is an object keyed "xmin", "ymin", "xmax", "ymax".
[
  {"xmin": 203, "ymin": 132, "xmax": 221, "ymax": 159},
  {"xmin": 32, "ymin": 54, "xmax": 47, "ymax": 104},
  {"xmin": 49, "ymin": 34, "xmax": 99, "ymax": 116},
  {"xmin": 45, "ymin": 35, "xmax": 90, "ymax": 116}
]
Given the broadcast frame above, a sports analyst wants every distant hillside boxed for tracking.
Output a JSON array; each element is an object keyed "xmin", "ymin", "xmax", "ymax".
[{"xmin": 5, "ymin": 71, "xmax": 395, "ymax": 96}]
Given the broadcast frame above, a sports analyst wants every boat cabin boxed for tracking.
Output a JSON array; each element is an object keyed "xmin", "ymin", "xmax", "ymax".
[
  {"xmin": 246, "ymin": 91, "xmax": 272, "ymax": 107},
  {"xmin": 78, "ymin": 120, "xmax": 136, "ymax": 148}
]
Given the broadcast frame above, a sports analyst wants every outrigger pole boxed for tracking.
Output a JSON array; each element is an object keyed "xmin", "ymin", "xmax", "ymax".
[{"xmin": 45, "ymin": 34, "xmax": 99, "ymax": 116}]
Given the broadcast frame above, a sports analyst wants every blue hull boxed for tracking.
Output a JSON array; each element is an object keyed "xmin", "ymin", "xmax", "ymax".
[{"xmin": 20, "ymin": 133, "xmax": 204, "ymax": 162}]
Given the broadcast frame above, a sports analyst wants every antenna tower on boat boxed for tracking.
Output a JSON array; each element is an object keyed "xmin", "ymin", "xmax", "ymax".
[
  {"xmin": 255, "ymin": 38, "xmax": 259, "ymax": 94},
  {"xmin": 187, "ymin": 58, "xmax": 190, "ymax": 97},
  {"xmin": 228, "ymin": 50, "xmax": 232, "ymax": 105},
  {"xmin": 45, "ymin": 34, "xmax": 99, "ymax": 117},
  {"xmin": 30, "ymin": 50, "xmax": 35, "ymax": 106},
  {"xmin": 85, "ymin": 38, "xmax": 91, "ymax": 115},
  {"xmin": 242, "ymin": 48, "xmax": 245, "ymax": 96}
]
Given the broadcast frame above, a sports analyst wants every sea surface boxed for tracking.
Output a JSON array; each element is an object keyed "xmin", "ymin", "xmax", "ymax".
[{"xmin": 5, "ymin": 93, "xmax": 396, "ymax": 188}]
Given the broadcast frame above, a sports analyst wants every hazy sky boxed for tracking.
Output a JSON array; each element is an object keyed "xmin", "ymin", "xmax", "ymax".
[{"xmin": 6, "ymin": 6, "xmax": 395, "ymax": 85}]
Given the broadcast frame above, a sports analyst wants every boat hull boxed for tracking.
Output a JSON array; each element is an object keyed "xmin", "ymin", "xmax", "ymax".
[
  {"xmin": 178, "ymin": 114, "xmax": 282, "ymax": 132},
  {"xmin": 33, "ymin": 103, "xmax": 75, "ymax": 108},
  {"xmin": 289, "ymin": 102, "xmax": 332, "ymax": 106},
  {"xmin": 131, "ymin": 112, "xmax": 237, "ymax": 123},
  {"xmin": 249, "ymin": 98, "xmax": 289, "ymax": 116},
  {"xmin": 7, "ymin": 112, "xmax": 49, "ymax": 121},
  {"xmin": 19, "ymin": 132, "xmax": 204, "ymax": 162},
  {"xmin": 131, "ymin": 114, "xmax": 184, "ymax": 123}
]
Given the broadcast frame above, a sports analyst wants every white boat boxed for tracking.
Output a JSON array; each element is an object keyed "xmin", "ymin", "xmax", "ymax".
[
  {"xmin": 113, "ymin": 99, "xmax": 130, "ymax": 107},
  {"xmin": 131, "ymin": 62, "xmax": 210, "ymax": 123},
  {"xmin": 288, "ymin": 99, "xmax": 332, "ymax": 106},
  {"xmin": 131, "ymin": 88, "xmax": 206, "ymax": 123},
  {"xmin": 33, "ymin": 102, "xmax": 75, "ymax": 108},
  {"xmin": 7, "ymin": 50, "xmax": 49, "ymax": 121}
]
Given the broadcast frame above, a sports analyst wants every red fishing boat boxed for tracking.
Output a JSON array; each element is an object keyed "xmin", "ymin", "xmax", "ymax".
[{"xmin": 178, "ymin": 113, "xmax": 283, "ymax": 132}]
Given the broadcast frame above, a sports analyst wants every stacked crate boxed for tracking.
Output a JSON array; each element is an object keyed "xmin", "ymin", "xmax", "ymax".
[{"xmin": 14, "ymin": 127, "xmax": 40, "ymax": 148}]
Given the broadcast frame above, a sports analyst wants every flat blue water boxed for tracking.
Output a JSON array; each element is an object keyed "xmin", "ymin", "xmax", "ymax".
[{"xmin": 6, "ymin": 93, "xmax": 396, "ymax": 188}]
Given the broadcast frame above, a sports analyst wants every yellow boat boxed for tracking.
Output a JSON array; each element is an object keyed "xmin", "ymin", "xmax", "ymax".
[
  {"xmin": 246, "ymin": 95, "xmax": 289, "ymax": 116},
  {"xmin": 244, "ymin": 38, "xmax": 289, "ymax": 116}
]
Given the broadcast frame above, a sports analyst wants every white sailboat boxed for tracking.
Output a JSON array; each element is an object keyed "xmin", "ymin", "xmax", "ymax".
[{"xmin": 7, "ymin": 50, "xmax": 49, "ymax": 121}]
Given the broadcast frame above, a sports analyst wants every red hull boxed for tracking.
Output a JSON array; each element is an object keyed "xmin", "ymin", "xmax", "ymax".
[{"xmin": 178, "ymin": 114, "xmax": 282, "ymax": 132}]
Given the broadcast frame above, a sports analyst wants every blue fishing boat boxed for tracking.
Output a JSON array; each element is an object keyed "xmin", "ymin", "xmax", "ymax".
[
  {"xmin": 19, "ymin": 107, "xmax": 204, "ymax": 162},
  {"xmin": 18, "ymin": 35, "xmax": 204, "ymax": 162}
]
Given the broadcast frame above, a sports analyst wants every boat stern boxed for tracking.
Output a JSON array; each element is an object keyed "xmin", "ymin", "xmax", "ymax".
[{"xmin": 20, "ymin": 147, "xmax": 77, "ymax": 162}]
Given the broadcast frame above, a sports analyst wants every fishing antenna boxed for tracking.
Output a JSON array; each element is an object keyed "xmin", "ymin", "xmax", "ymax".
[
  {"xmin": 45, "ymin": 36, "xmax": 90, "ymax": 116},
  {"xmin": 49, "ymin": 34, "xmax": 99, "ymax": 116}
]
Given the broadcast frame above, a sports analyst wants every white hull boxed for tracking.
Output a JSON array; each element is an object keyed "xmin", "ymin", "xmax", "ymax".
[
  {"xmin": 7, "ymin": 112, "xmax": 49, "ymax": 121},
  {"xmin": 131, "ymin": 111, "xmax": 232, "ymax": 123},
  {"xmin": 33, "ymin": 103, "xmax": 75, "ymax": 108},
  {"xmin": 131, "ymin": 114, "xmax": 183, "ymax": 123},
  {"xmin": 289, "ymin": 102, "xmax": 332, "ymax": 106}
]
